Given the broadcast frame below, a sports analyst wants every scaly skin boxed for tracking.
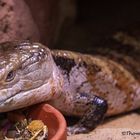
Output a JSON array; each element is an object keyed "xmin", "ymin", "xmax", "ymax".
[
  {"xmin": 0, "ymin": 36, "xmax": 140, "ymax": 134},
  {"xmin": 51, "ymin": 48, "xmax": 140, "ymax": 116}
]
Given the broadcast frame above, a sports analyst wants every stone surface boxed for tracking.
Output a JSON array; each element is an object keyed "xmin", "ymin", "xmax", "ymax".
[
  {"xmin": 68, "ymin": 112, "xmax": 140, "ymax": 140},
  {"xmin": 0, "ymin": 0, "xmax": 40, "ymax": 43},
  {"xmin": 25, "ymin": 0, "xmax": 60, "ymax": 46},
  {"xmin": 0, "ymin": 0, "xmax": 76, "ymax": 46},
  {"xmin": 25, "ymin": 0, "xmax": 76, "ymax": 47}
]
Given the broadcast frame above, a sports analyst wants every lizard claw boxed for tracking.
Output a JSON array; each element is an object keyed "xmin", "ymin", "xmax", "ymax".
[{"xmin": 67, "ymin": 125, "xmax": 89, "ymax": 135}]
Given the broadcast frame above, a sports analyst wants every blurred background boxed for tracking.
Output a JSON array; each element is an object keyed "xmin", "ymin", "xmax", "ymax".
[{"xmin": 1, "ymin": 0, "xmax": 140, "ymax": 53}]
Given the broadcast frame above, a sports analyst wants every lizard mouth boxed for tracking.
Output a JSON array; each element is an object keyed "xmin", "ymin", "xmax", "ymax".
[
  {"xmin": 0, "ymin": 88, "xmax": 35, "ymax": 107},
  {"xmin": 0, "ymin": 81, "xmax": 53, "ymax": 112},
  {"xmin": 0, "ymin": 79, "xmax": 45, "ymax": 107}
]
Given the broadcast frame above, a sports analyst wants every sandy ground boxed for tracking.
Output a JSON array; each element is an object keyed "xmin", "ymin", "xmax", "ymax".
[{"xmin": 68, "ymin": 112, "xmax": 140, "ymax": 140}]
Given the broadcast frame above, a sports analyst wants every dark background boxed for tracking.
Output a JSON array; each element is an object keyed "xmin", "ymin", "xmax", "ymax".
[{"xmin": 55, "ymin": 0, "xmax": 140, "ymax": 53}]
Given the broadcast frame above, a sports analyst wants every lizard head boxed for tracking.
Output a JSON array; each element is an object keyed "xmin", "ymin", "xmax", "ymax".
[{"xmin": 0, "ymin": 41, "xmax": 57, "ymax": 112}]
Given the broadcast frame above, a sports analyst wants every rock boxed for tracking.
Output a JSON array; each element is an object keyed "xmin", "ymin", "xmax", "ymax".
[
  {"xmin": 25, "ymin": 0, "xmax": 76, "ymax": 47},
  {"xmin": 0, "ymin": 0, "xmax": 40, "ymax": 43},
  {"xmin": 25, "ymin": 0, "xmax": 60, "ymax": 46},
  {"xmin": 68, "ymin": 112, "xmax": 140, "ymax": 140}
]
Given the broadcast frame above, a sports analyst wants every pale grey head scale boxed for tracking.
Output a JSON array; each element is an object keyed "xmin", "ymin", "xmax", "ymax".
[{"xmin": 0, "ymin": 41, "xmax": 55, "ymax": 112}]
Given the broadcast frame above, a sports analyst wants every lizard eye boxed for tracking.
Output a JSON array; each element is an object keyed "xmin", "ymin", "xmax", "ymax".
[{"xmin": 5, "ymin": 71, "xmax": 15, "ymax": 82}]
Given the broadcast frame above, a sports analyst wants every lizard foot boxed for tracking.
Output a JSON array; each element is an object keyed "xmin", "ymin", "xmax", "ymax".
[
  {"xmin": 67, "ymin": 125, "xmax": 89, "ymax": 135},
  {"xmin": 67, "ymin": 94, "xmax": 108, "ymax": 135}
]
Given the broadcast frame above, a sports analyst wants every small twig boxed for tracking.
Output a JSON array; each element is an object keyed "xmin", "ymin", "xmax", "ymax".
[{"xmin": 29, "ymin": 128, "xmax": 43, "ymax": 140}]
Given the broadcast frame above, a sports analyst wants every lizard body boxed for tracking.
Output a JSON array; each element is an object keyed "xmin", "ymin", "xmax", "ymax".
[{"xmin": 0, "ymin": 37, "xmax": 139, "ymax": 134}]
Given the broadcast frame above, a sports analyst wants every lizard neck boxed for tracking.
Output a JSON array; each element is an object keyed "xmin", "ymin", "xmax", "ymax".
[{"xmin": 50, "ymin": 62, "xmax": 64, "ymax": 100}]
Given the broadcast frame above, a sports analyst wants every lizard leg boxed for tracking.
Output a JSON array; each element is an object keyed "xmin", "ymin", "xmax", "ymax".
[{"xmin": 67, "ymin": 94, "xmax": 108, "ymax": 135}]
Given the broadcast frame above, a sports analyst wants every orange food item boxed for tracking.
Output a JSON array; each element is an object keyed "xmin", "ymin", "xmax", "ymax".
[{"xmin": 27, "ymin": 120, "xmax": 45, "ymax": 133}]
